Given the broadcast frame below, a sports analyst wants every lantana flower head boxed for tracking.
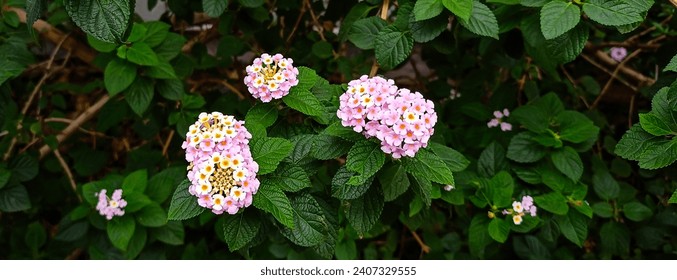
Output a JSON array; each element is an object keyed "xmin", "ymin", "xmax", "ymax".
[
  {"xmin": 501, "ymin": 195, "xmax": 537, "ymax": 225},
  {"xmin": 181, "ymin": 112, "xmax": 260, "ymax": 215},
  {"xmin": 337, "ymin": 75, "xmax": 437, "ymax": 158},
  {"xmin": 609, "ymin": 47, "xmax": 627, "ymax": 62},
  {"xmin": 244, "ymin": 53, "xmax": 299, "ymax": 102},
  {"xmin": 487, "ymin": 108, "xmax": 512, "ymax": 132},
  {"xmin": 95, "ymin": 189, "xmax": 127, "ymax": 220}
]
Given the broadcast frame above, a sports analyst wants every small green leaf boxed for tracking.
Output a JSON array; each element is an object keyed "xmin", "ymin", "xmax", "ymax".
[
  {"xmin": 11, "ymin": 154, "xmax": 38, "ymax": 182},
  {"xmin": 281, "ymin": 194, "xmax": 327, "ymax": 247},
  {"xmin": 557, "ymin": 110, "xmax": 599, "ymax": 143},
  {"xmin": 346, "ymin": 140, "xmax": 386, "ymax": 178},
  {"xmin": 64, "ymin": 0, "xmax": 131, "ymax": 43},
  {"xmin": 25, "ymin": 222, "xmax": 46, "ymax": 252},
  {"xmin": 125, "ymin": 227, "xmax": 147, "ymax": 259},
  {"xmin": 430, "ymin": 142, "xmax": 470, "ymax": 172},
  {"xmin": 26, "ymin": 0, "xmax": 45, "ymax": 31},
  {"xmin": 592, "ymin": 202, "xmax": 614, "ymax": 218},
  {"xmin": 443, "ymin": 0, "xmax": 473, "ymax": 21},
  {"xmin": 0, "ymin": 185, "xmax": 31, "ymax": 212},
  {"xmin": 555, "ymin": 211, "xmax": 588, "ymax": 247},
  {"xmin": 346, "ymin": 185, "xmax": 384, "ymax": 235},
  {"xmin": 478, "ymin": 142, "xmax": 509, "ymax": 177},
  {"xmin": 331, "ymin": 166, "xmax": 372, "ymax": 200},
  {"xmin": 125, "ymin": 77, "xmax": 154, "ymax": 116},
  {"xmin": 147, "ymin": 167, "xmax": 184, "ymax": 203},
  {"xmin": 458, "ymin": 1, "xmax": 499, "ymax": 39},
  {"xmin": 151, "ymin": 221, "xmax": 184, "ymax": 245},
  {"xmin": 125, "ymin": 42, "xmax": 159, "ymax": 66},
  {"xmin": 223, "ymin": 211, "xmax": 261, "ymax": 251},
  {"xmin": 378, "ymin": 163, "xmax": 410, "ymax": 202},
  {"xmin": 246, "ymin": 103, "xmax": 278, "ymax": 128},
  {"xmin": 253, "ymin": 183, "xmax": 294, "ymax": 228},
  {"xmin": 348, "ymin": 17, "xmax": 387, "ymax": 50},
  {"xmin": 141, "ymin": 21, "xmax": 170, "ymax": 48},
  {"xmin": 545, "ymin": 24, "xmax": 589, "ymax": 64},
  {"xmin": 410, "ymin": 13, "xmax": 448, "ymax": 43},
  {"xmin": 593, "ymin": 170, "xmax": 620, "ymax": 200},
  {"xmin": 156, "ymin": 79, "xmax": 185, "ymax": 101},
  {"xmin": 238, "ymin": 0, "xmax": 263, "ymax": 8},
  {"xmin": 266, "ymin": 163, "xmax": 311, "ymax": 192},
  {"xmin": 622, "ymin": 202, "xmax": 652, "ymax": 222},
  {"xmin": 540, "ymin": 1, "xmax": 580, "ymax": 40},
  {"xmin": 639, "ymin": 113, "xmax": 673, "ymax": 136},
  {"xmin": 615, "ymin": 124, "xmax": 661, "ymax": 161},
  {"xmin": 154, "ymin": 33, "xmax": 187, "ymax": 61},
  {"xmin": 582, "ymin": 0, "xmax": 643, "ymax": 26},
  {"xmin": 375, "ymin": 26, "xmax": 414, "ymax": 70},
  {"xmin": 310, "ymin": 135, "xmax": 352, "ymax": 160},
  {"xmin": 283, "ymin": 88, "xmax": 324, "ymax": 117},
  {"xmin": 122, "ymin": 169, "xmax": 148, "ymax": 194},
  {"xmin": 87, "ymin": 34, "xmax": 117, "ymax": 52},
  {"xmin": 507, "ymin": 132, "xmax": 547, "ymax": 163},
  {"xmin": 600, "ymin": 221, "xmax": 630, "ymax": 256},
  {"xmin": 468, "ymin": 216, "xmax": 491, "ymax": 258},
  {"xmin": 251, "ymin": 137, "xmax": 293, "ymax": 175},
  {"xmin": 104, "ymin": 59, "xmax": 136, "ymax": 96},
  {"xmin": 551, "ymin": 146, "xmax": 583, "ymax": 182},
  {"xmin": 414, "ymin": 0, "xmax": 445, "ymax": 21},
  {"xmin": 488, "ymin": 171, "xmax": 514, "ymax": 208},
  {"xmin": 145, "ymin": 59, "xmax": 177, "ymax": 79},
  {"xmin": 638, "ymin": 139, "xmax": 677, "ymax": 170},
  {"xmin": 136, "ymin": 203, "xmax": 168, "ymax": 227},
  {"xmin": 488, "ymin": 218, "xmax": 510, "ymax": 243},
  {"xmin": 203, "ymin": 0, "xmax": 229, "ymax": 17},
  {"xmin": 168, "ymin": 180, "xmax": 206, "ymax": 220},
  {"xmin": 665, "ymin": 54, "xmax": 677, "ymax": 72},
  {"xmin": 123, "ymin": 192, "xmax": 152, "ymax": 213},
  {"xmin": 126, "ymin": 23, "xmax": 148, "ymax": 42},
  {"xmin": 402, "ymin": 148, "xmax": 455, "ymax": 186},
  {"xmin": 107, "ymin": 215, "xmax": 136, "ymax": 251},
  {"xmin": 338, "ymin": 3, "xmax": 376, "ymax": 41},
  {"xmin": 534, "ymin": 192, "xmax": 569, "ymax": 215}
]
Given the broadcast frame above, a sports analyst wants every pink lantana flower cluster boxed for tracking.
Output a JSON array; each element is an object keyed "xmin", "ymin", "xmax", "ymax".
[
  {"xmin": 337, "ymin": 75, "xmax": 438, "ymax": 158},
  {"xmin": 487, "ymin": 108, "xmax": 512, "ymax": 132},
  {"xmin": 502, "ymin": 195, "xmax": 537, "ymax": 225},
  {"xmin": 244, "ymin": 53, "xmax": 299, "ymax": 102},
  {"xmin": 610, "ymin": 47, "xmax": 628, "ymax": 62},
  {"xmin": 96, "ymin": 189, "xmax": 127, "ymax": 220},
  {"xmin": 181, "ymin": 112, "xmax": 260, "ymax": 215}
]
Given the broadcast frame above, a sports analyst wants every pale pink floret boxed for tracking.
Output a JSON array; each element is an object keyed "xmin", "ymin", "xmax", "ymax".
[
  {"xmin": 337, "ymin": 76, "xmax": 437, "ymax": 158},
  {"xmin": 182, "ymin": 112, "xmax": 260, "ymax": 215},
  {"xmin": 95, "ymin": 188, "xmax": 127, "ymax": 220},
  {"xmin": 487, "ymin": 108, "xmax": 512, "ymax": 132}
]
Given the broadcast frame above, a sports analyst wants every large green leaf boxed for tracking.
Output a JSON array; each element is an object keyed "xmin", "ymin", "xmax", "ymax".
[
  {"xmin": 478, "ymin": 142, "xmax": 509, "ymax": 177},
  {"xmin": 666, "ymin": 54, "xmax": 677, "ymax": 72},
  {"xmin": 582, "ymin": 0, "xmax": 643, "ymax": 26},
  {"xmin": 283, "ymin": 88, "xmax": 324, "ymax": 117},
  {"xmin": 348, "ymin": 17, "xmax": 387, "ymax": 50},
  {"xmin": 540, "ymin": 1, "xmax": 580, "ymax": 40},
  {"xmin": 442, "ymin": 0, "xmax": 473, "ymax": 21},
  {"xmin": 488, "ymin": 171, "xmax": 514, "ymax": 208},
  {"xmin": 488, "ymin": 218, "xmax": 510, "ymax": 243},
  {"xmin": 468, "ymin": 216, "xmax": 491, "ymax": 258},
  {"xmin": 430, "ymin": 142, "xmax": 470, "ymax": 172},
  {"xmin": 375, "ymin": 26, "xmax": 414, "ymax": 70},
  {"xmin": 345, "ymin": 185, "xmax": 384, "ymax": 235},
  {"xmin": 557, "ymin": 111, "xmax": 599, "ymax": 143},
  {"xmin": 414, "ymin": 0, "xmax": 445, "ymax": 21},
  {"xmin": 555, "ymin": 211, "xmax": 588, "ymax": 247},
  {"xmin": 147, "ymin": 167, "xmax": 185, "ymax": 203},
  {"xmin": 615, "ymin": 124, "xmax": 661, "ymax": 161},
  {"xmin": 637, "ymin": 139, "xmax": 677, "ymax": 170},
  {"xmin": 136, "ymin": 203, "xmax": 168, "ymax": 228},
  {"xmin": 124, "ymin": 42, "xmax": 159, "ymax": 66},
  {"xmin": 251, "ymin": 137, "xmax": 293, "ymax": 175},
  {"xmin": 63, "ymin": 0, "xmax": 131, "ymax": 43},
  {"xmin": 331, "ymin": 166, "xmax": 373, "ymax": 200},
  {"xmin": 623, "ymin": 202, "xmax": 652, "ymax": 222},
  {"xmin": 125, "ymin": 77, "xmax": 154, "ymax": 116},
  {"xmin": 266, "ymin": 163, "xmax": 311, "ymax": 192},
  {"xmin": 458, "ymin": 1, "xmax": 499, "ymax": 39},
  {"xmin": 106, "ymin": 215, "xmax": 136, "ymax": 251},
  {"xmin": 551, "ymin": 146, "xmax": 583, "ymax": 182},
  {"xmin": 245, "ymin": 103, "xmax": 278, "ymax": 128},
  {"xmin": 122, "ymin": 169, "xmax": 148, "ymax": 194},
  {"xmin": 378, "ymin": 163, "xmax": 410, "ymax": 201},
  {"xmin": 253, "ymin": 183, "xmax": 294, "ymax": 228},
  {"xmin": 535, "ymin": 192, "xmax": 569, "ymax": 215},
  {"xmin": 507, "ymin": 132, "xmax": 547, "ymax": 163},
  {"xmin": 223, "ymin": 211, "xmax": 261, "ymax": 251},
  {"xmin": 402, "ymin": 148, "xmax": 455, "ymax": 186},
  {"xmin": 167, "ymin": 180, "xmax": 205, "ymax": 220},
  {"xmin": 346, "ymin": 140, "xmax": 386, "ymax": 178},
  {"xmin": 592, "ymin": 170, "xmax": 620, "ymax": 200},
  {"xmin": 281, "ymin": 194, "xmax": 327, "ymax": 247},
  {"xmin": 545, "ymin": 24, "xmax": 588, "ymax": 64},
  {"xmin": 104, "ymin": 58, "xmax": 136, "ymax": 96}
]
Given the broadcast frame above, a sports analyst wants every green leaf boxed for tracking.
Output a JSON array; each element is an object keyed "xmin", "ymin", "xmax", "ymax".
[
  {"xmin": 393, "ymin": 0, "xmax": 415, "ymax": 30},
  {"xmin": 338, "ymin": 3, "xmax": 377, "ymax": 41},
  {"xmin": 125, "ymin": 77, "xmax": 154, "ymax": 116},
  {"xmin": 0, "ymin": 169, "xmax": 11, "ymax": 190},
  {"xmin": 346, "ymin": 185, "xmax": 384, "ymax": 235},
  {"xmin": 156, "ymin": 79, "xmax": 185, "ymax": 101},
  {"xmin": 125, "ymin": 227, "xmax": 146, "ymax": 259},
  {"xmin": 251, "ymin": 137, "xmax": 293, "ymax": 175},
  {"xmin": 168, "ymin": 179, "xmax": 205, "ymax": 220},
  {"xmin": 141, "ymin": 21, "xmax": 170, "ymax": 48},
  {"xmin": 253, "ymin": 184, "xmax": 294, "ymax": 228},
  {"xmin": 323, "ymin": 122, "xmax": 363, "ymax": 142},
  {"xmin": 458, "ymin": 1, "xmax": 499, "ymax": 39},
  {"xmin": 592, "ymin": 170, "xmax": 620, "ymax": 200},
  {"xmin": 348, "ymin": 17, "xmax": 387, "ymax": 50},
  {"xmin": 650, "ymin": 87, "xmax": 677, "ymax": 132},
  {"xmin": 331, "ymin": 166, "xmax": 372, "ymax": 200},
  {"xmin": 535, "ymin": 192, "xmax": 569, "ymax": 215},
  {"xmin": 11, "ymin": 154, "xmax": 38, "ymax": 182},
  {"xmin": 107, "ymin": 215, "xmax": 136, "ymax": 251},
  {"xmin": 151, "ymin": 221, "xmax": 184, "ymax": 245},
  {"xmin": 378, "ymin": 163, "xmax": 411, "ymax": 202},
  {"xmin": 26, "ymin": 0, "xmax": 45, "ymax": 31},
  {"xmin": 63, "ymin": 0, "xmax": 131, "ymax": 43},
  {"xmin": 582, "ymin": 0, "xmax": 643, "ymax": 26},
  {"xmin": 87, "ymin": 34, "xmax": 117, "ymax": 52},
  {"xmin": 430, "ymin": 142, "xmax": 470, "ymax": 172},
  {"xmin": 375, "ymin": 26, "xmax": 414, "ymax": 70},
  {"xmin": 468, "ymin": 216, "xmax": 491, "ymax": 258},
  {"xmin": 414, "ymin": 0, "xmax": 445, "ymax": 21},
  {"xmin": 266, "ymin": 163, "xmax": 311, "ymax": 192},
  {"xmin": 203, "ymin": 0, "xmax": 228, "ymax": 17},
  {"xmin": 295, "ymin": 66, "xmax": 319, "ymax": 90},
  {"xmin": 245, "ymin": 103, "xmax": 278, "ymax": 128},
  {"xmin": 0, "ymin": 185, "xmax": 31, "ymax": 212},
  {"xmin": 25, "ymin": 222, "xmax": 47, "ymax": 252},
  {"xmin": 310, "ymin": 135, "xmax": 352, "ymax": 160},
  {"xmin": 402, "ymin": 148, "xmax": 455, "ymax": 186},
  {"xmin": 488, "ymin": 218, "xmax": 510, "ymax": 243},
  {"xmin": 238, "ymin": 0, "xmax": 263, "ymax": 8},
  {"xmin": 666, "ymin": 54, "xmax": 677, "ymax": 72},
  {"xmin": 557, "ymin": 111, "xmax": 599, "ymax": 143},
  {"xmin": 639, "ymin": 113, "xmax": 673, "ymax": 136},
  {"xmin": 638, "ymin": 139, "xmax": 677, "ymax": 170},
  {"xmin": 615, "ymin": 124, "xmax": 661, "ymax": 161},
  {"xmin": 147, "ymin": 167, "xmax": 185, "ymax": 203},
  {"xmin": 478, "ymin": 142, "xmax": 509, "ymax": 177},
  {"xmin": 410, "ymin": 173, "xmax": 433, "ymax": 207},
  {"xmin": 283, "ymin": 88, "xmax": 324, "ymax": 117},
  {"xmin": 592, "ymin": 202, "xmax": 614, "ymax": 218},
  {"xmin": 551, "ymin": 146, "xmax": 583, "ymax": 182},
  {"xmin": 600, "ymin": 221, "xmax": 630, "ymax": 256},
  {"xmin": 488, "ymin": 171, "xmax": 514, "ymax": 208},
  {"xmin": 104, "ymin": 59, "xmax": 136, "ymax": 96},
  {"xmin": 410, "ymin": 13, "xmax": 448, "ymax": 43},
  {"xmin": 507, "ymin": 132, "xmax": 547, "ymax": 163},
  {"xmin": 669, "ymin": 190, "xmax": 677, "ymax": 204},
  {"xmin": 126, "ymin": 23, "xmax": 148, "ymax": 43},
  {"xmin": 124, "ymin": 42, "xmax": 159, "ymax": 66},
  {"xmin": 281, "ymin": 194, "xmax": 327, "ymax": 247},
  {"xmin": 346, "ymin": 140, "xmax": 386, "ymax": 178},
  {"xmin": 443, "ymin": 0, "xmax": 473, "ymax": 21},
  {"xmin": 540, "ymin": 1, "xmax": 580, "ymax": 40},
  {"xmin": 145, "ymin": 59, "xmax": 177, "ymax": 79},
  {"xmin": 223, "ymin": 211, "xmax": 261, "ymax": 251},
  {"xmin": 622, "ymin": 202, "xmax": 652, "ymax": 222},
  {"xmin": 545, "ymin": 24, "xmax": 588, "ymax": 64},
  {"xmin": 555, "ymin": 211, "xmax": 588, "ymax": 247},
  {"xmin": 154, "ymin": 33, "xmax": 187, "ymax": 61},
  {"xmin": 122, "ymin": 169, "xmax": 148, "ymax": 194},
  {"xmin": 136, "ymin": 203, "xmax": 167, "ymax": 227},
  {"xmin": 123, "ymin": 192, "xmax": 152, "ymax": 213}
]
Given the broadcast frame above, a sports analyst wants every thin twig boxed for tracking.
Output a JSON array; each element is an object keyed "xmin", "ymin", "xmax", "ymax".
[
  {"xmin": 590, "ymin": 49, "xmax": 643, "ymax": 110},
  {"xmin": 162, "ymin": 130, "xmax": 175, "ymax": 156},
  {"xmin": 53, "ymin": 149, "xmax": 81, "ymax": 202},
  {"xmin": 580, "ymin": 54, "xmax": 639, "ymax": 92},
  {"xmin": 408, "ymin": 227, "xmax": 431, "ymax": 255},
  {"xmin": 628, "ymin": 94, "xmax": 636, "ymax": 129},
  {"xmin": 285, "ymin": 2, "xmax": 308, "ymax": 49},
  {"xmin": 305, "ymin": 0, "xmax": 338, "ymax": 57},
  {"xmin": 38, "ymin": 94, "xmax": 111, "ymax": 159},
  {"xmin": 369, "ymin": 0, "xmax": 390, "ymax": 77}
]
